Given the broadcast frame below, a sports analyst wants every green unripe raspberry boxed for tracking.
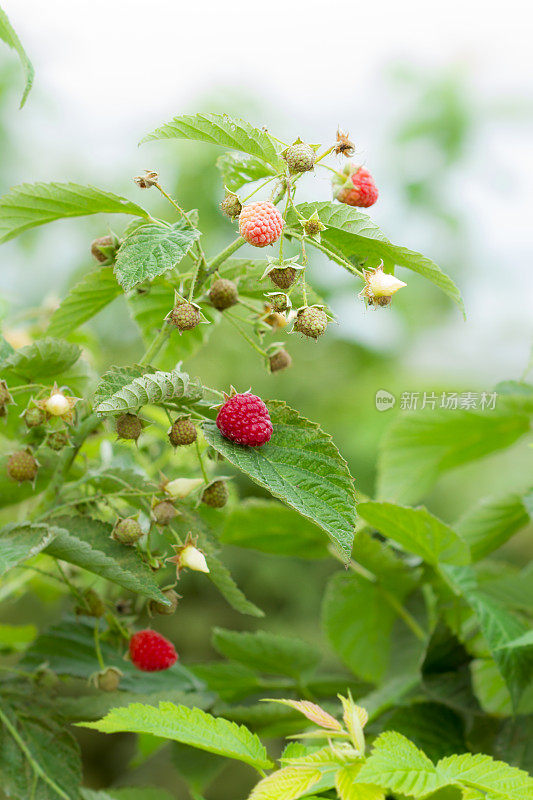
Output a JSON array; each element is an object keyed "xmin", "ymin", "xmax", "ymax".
[
  {"xmin": 168, "ymin": 417, "xmax": 197, "ymax": 447},
  {"xmin": 269, "ymin": 266, "xmax": 298, "ymax": 290},
  {"xmin": 170, "ymin": 302, "xmax": 201, "ymax": 331},
  {"xmin": 283, "ymin": 142, "xmax": 316, "ymax": 174},
  {"xmin": 76, "ymin": 588, "xmax": 106, "ymax": 617},
  {"xmin": 0, "ymin": 380, "xmax": 11, "ymax": 406},
  {"xmin": 116, "ymin": 413, "xmax": 142, "ymax": 442},
  {"xmin": 47, "ymin": 431, "xmax": 70, "ymax": 451},
  {"xmin": 220, "ymin": 191, "xmax": 242, "ymax": 219},
  {"xmin": 209, "ymin": 279, "xmax": 238, "ymax": 311},
  {"xmin": 24, "ymin": 407, "xmax": 45, "ymax": 428},
  {"xmin": 7, "ymin": 450, "xmax": 38, "ymax": 483},
  {"xmin": 294, "ymin": 307, "xmax": 328, "ymax": 339},
  {"xmin": 269, "ymin": 348, "xmax": 292, "ymax": 373},
  {"xmin": 201, "ymin": 480, "xmax": 229, "ymax": 509},
  {"xmin": 149, "ymin": 588, "xmax": 180, "ymax": 616},
  {"xmin": 96, "ymin": 667, "xmax": 122, "ymax": 692},
  {"xmin": 91, "ymin": 235, "xmax": 116, "ymax": 264},
  {"xmin": 152, "ymin": 500, "xmax": 177, "ymax": 526},
  {"xmin": 112, "ymin": 517, "xmax": 143, "ymax": 545}
]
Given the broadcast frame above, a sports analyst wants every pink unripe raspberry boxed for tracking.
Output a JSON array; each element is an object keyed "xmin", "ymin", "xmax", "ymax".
[
  {"xmin": 239, "ymin": 201, "xmax": 284, "ymax": 248},
  {"xmin": 216, "ymin": 392, "xmax": 273, "ymax": 447},
  {"xmin": 333, "ymin": 165, "xmax": 378, "ymax": 208},
  {"xmin": 129, "ymin": 629, "xmax": 178, "ymax": 672}
]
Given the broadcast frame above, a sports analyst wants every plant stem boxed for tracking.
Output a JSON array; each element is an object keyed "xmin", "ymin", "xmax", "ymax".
[
  {"xmin": 195, "ymin": 439, "xmax": 209, "ymax": 484},
  {"xmin": 139, "ymin": 321, "xmax": 172, "ymax": 365},
  {"xmin": 93, "ymin": 620, "xmax": 106, "ymax": 670},
  {"xmin": 225, "ymin": 313, "xmax": 268, "ymax": 358},
  {"xmin": 289, "ymin": 230, "xmax": 364, "ymax": 278}
]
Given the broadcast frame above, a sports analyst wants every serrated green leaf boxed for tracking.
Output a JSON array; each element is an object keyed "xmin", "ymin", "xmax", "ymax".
[
  {"xmin": 44, "ymin": 515, "xmax": 169, "ymax": 603},
  {"xmin": 383, "ymin": 702, "xmax": 466, "ymax": 762},
  {"xmin": 437, "ymin": 751, "xmax": 533, "ymax": 800},
  {"xmin": 0, "ymin": 7, "xmax": 34, "ymax": 107},
  {"xmin": 94, "ymin": 367, "xmax": 203, "ymax": 415},
  {"xmin": 217, "ymin": 152, "xmax": 276, "ymax": 191},
  {"xmin": 377, "ymin": 409, "xmax": 531, "ymax": 505},
  {"xmin": 114, "ymin": 221, "xmax": 201, "ymax": 291},
  {"xmin": 357, "ymin": 501, "xmax": 470, "ymax": 566},
  {"xmin": 356, "ymin": 731, "xmax": 444, "ymax": 798},
  {"xmin": 212, "ymin": 627, "xmax": 319, "ymax": 679},
  {"xmin": 248, "ymin": 766, "xmax": 323, "ymax": 800},
  {"xmin": 0, "ymin": 522, "xmax": 58, "ymax": 576},
  {"xmin": 336, "ymin": 764, "xmax": 385, "ymax": 800},
  {"xmin": 322, "ymin": 571, "xmax": 416, "ymax": 683},
  {"xmin": 93, "ymin": 365, "xmax": 148, "ymax": 406},
  {"xmin": 201, "ymin": 543, "xmax": 265, "ymax": 618},
  {"xmin": 22, "ymin": 617, "xmax": 202, "ymax": 694},
  {"xmin": 190, "ymin": 660, "xmax": 262, "ymax": 703},
  {"xmin": 0, "ymin": 182, "xmax": 148, "ymax": 243},
  {"xmin": 287, "ymin": 201, "xmax": 464, "ymax": 313},
  {"xmin": 47, "ymin": 268, "xmax": 122, "ymax": 338},
  {"xmin": 79, "ymin": 701, "xmax": 273, "ymax": 770},
  {"xmin": 494, "ymin": 715, "xmax": 533, "ymax": 774},
  {"xmin": 59, "ymin": 689, "xmax": 212, "ymax": 722},
  {"xmin": 202, "ymin": 401, "xmax": 356, "ymax": 561},
  {"xmin": 220, "ymin": 498, "xmax": 329, "ymax": 559},
  {"xmin": 141, "ymin": 112, "xmax": 283, "ymax": 169},
  {"xmin": 2, "ymin": 336, "xmax": 81, "ymax": 380},
  {"xmin": 0, "ymin": 691, "xmax": 81, "ymax": 800},
  {"xmin": 456, "ymin": 491, "xmax": 532, "ymax": 561}
]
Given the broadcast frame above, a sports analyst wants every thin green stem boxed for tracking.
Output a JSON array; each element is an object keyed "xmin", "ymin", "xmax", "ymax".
[
  {"xmin": 241, "ymin": 175, "xmax": 278, "ymax": 203},
  {"xmin": 195, "ymin": 439, "xmax": 209, "ymax": 484},
  {"xmin": 290, "ymin": 230, "xmax": 364, "ymax": 278},
  {"xmin": 319, "ymin": 163, "xmax": 346, "ymax": 180},
  {"xmin": 225, "ymin": 312, "xmax": 268, "ymax": 358},
  {"xmin": 93, "ymin": 620, "xmax": 106, "ymax": 670},
  {"xmin": 10, "ymin": 384, "xmax": 45, "ymax": 396},
  {"xmin": 139, "ymin": 321, "xmax": 172, "ymax": 365}
]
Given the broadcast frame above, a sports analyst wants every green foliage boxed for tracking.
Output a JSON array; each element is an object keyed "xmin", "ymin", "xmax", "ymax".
[
  {"xmin": 47, "ymin": 269, "xmax": 122, "ymax": 338},
  {"xmin": 217, "ymin": 152, "xmax": 276, "ymax": 191},
  {"xmin": 212, "ymin": 628, "xmax": 320, "ymax": 679},
  {"xmin": 2, "ymin": 336, "xmax": 81, "ymax": 380},
  {"xmin": 0, "ymin": 6, "xmax": 34, "ymax": 106},
  {"xmin": 94, "ymin": 366, "xmax": 203, "ymax": 415}
]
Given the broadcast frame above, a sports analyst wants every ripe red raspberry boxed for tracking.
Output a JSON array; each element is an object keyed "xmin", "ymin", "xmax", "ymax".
[
  {"xmin": 129, "ymin": 629, "xmax": 178, "ymax": 672},
  {"xmin": 239, "ymin": 201, "xmax": 284, "ymax": 248},
  {"xmin": 333, "ymin": 165, "xmax": 378, "ymax": 208},
  {"xmin": 216, "ymin": 392, "xmax": 273, "ymax": 447}
]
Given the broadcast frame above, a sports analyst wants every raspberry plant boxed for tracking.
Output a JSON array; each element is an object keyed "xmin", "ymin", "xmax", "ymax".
[{"xmin": 0, "ymin": 10, "xmax": 532, "ymax": 800}]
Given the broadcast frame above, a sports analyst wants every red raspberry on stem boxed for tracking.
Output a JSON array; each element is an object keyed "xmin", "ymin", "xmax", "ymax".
[
  {"xmin": 333, "ymin": 165, "xmax": 378, "ymax": 208},
  {"xmin": 129, "ymin": 629, "xmax": 178, "ymax": 672},
  {"xmin": 239, "ymin": 201, "xmax": 284, "ymax": 248},
  {"xmin": 216, "ymin": 392, "xmax": 273, "ymax": 447}
]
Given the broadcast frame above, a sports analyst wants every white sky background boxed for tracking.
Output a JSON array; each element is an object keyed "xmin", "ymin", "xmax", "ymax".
[{"xmin": 2, "ymin": 0, "xmax": 533, "ymax": 381}]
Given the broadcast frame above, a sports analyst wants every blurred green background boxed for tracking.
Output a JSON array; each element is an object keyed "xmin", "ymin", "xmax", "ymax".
[{"xmin": 0, "ymin": 46, "xmax": 532, "ymax": 797}]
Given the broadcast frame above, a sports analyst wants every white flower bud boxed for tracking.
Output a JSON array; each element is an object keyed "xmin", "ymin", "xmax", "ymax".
[
  {"xmin": 367, "ymin": 270, "xmax": 406, "ymax": 298},
  {"xmin": 45, "ymin": 393, "xmax": 71, "ymax": 417},
  {"xmin": 164, "ymin": 477, "xmax": 204, "ymax": 499},
  {"xmin": 180, "ymin": 544, "xmax": 209, "ymax": 573}
]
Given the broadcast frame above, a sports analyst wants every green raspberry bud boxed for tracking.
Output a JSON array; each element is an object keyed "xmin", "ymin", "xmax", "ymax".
[
  {"xmin": 220, "ymin": 188, "xmax": 242, "ymax": 219},
  {"xmin": 116, "ymin": 413, "xmax": 142, "ymax": 442},
  {"xmin": 46, "ymin": 431, "xmax": 70, "ymax": 451},
  {"xmin": 149, "ymin": 588, "xmax": 181, "ymax": 616},
  {"xmin": 152, "ymin": 500, "xmax": 177, "ymax": 526},
  {"xmin": 269, "ymin": 348, "xmax": 292, "ymax": 373},
  {"xmin": 201, "ymin": 479, "xmax": 228, "ymax": 509},
  {"xmin": 293, "ymin": 306, "xmax": 329, "ymax": 339},
  {"xmin": 168, "ymin": 417, "xmax": 197, "ymax": 447},
  {"xmin": 209, "ymin": 278, "xmax": 238, "ymax": 311},
  {"xmin": 169, "ymin": 302, "xmax": 201, "ymax": 331},
  {"xmin": 112, "ymin": 517, "xmax": 143, "ymax": 545},
  {"xmin": 7, "ymin": 450, "xmax": 39, "ymax": 483},
  {"xmin": 283, "ymin": 141, "xmax": 316, "ymax": 174},
  {"xmin": 24, "ymin": 407, "xmax": 45, "ymax": 428}
]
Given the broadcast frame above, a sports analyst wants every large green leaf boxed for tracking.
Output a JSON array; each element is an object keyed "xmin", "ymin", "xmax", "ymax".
[
  {"xmin": 0, "ymin": 522, "xmax": 58, "ymax": 576},
  {"xmin": 212, "ymin": 627, "xmax": 319, "ymax": 679},
  {"xmin": 220, "ymin": 498, "xmax": 329, "ymax": 559},
  {"xmin": 377, "ymin": 408, "xmax": 531, "ymax": 504},
  {"xmin": 79, "ymin": 702, "xmax": 273, "ymax": 770},
  {"xmin": 357, "ymin": 502, "xmax": 470, "ymax": 566},
  {"xmin": 44, "ymin": 515, "xmax": 169, "ymax": 604},
  {"xmin": 21, "ymin": 617, "xmax": 202, "ymax": 694},
  {"xmin": 202, "ymin": 401, "xmax": 357, "ymax": 561},
  {"xmin": 141, "ymin": 112, "xmax": 283, "ymax": 169},
  {"xmin": 436, "ymin": 752, "xmax": 533, "ymax": 800},
  {"xmin": 59, "ymin": 689, "xmax": 212, "ymax": 723},
  {"xmin": 0, "ymin": 689, "xmax": 81, "ymax": 800},
  {"xmin": 0, "ymin": 182, "xmax": 148, "ymax": 243},
  {"xmin": 357, "ymin": 731, "xmax": 444, "ymax": 798},
  {"xmin": 0, "ymin": 6, "xmax": 34, "ymax": 107},
  {"xmin": 94, "ymin": 367, "xmax": 203, "ymax": 416},
  {"xmin": 288, "ymin": 202, "xmax": 464, "ymax": 312},
  {"xmin": 47, "ymin": 268, "xmax": 122, "ymax": 338},
  {"xmin": 114, "ymin": 221, "xmax": 201, "ymax": 291},
  {"xmin": 456, "ymin": 490, "xmax": 532, "ymax": 561},
  {"xmin": 1, "ymin": 336, "xmax": 81, "ymax": 380},
  {"xmin": 383, "ymin": 702, "xmax": 466, "ymax": 761},
  {"xmin": 216, "ymin": 152, "xmax": 277, "ymax": 191}
]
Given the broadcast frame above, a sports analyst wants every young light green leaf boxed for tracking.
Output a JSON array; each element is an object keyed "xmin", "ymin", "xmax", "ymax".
[
  {"xmin": 220, "ymin": 499, "xmax": 329, "ymax": 559},
  {"xmin": 356, "ymin": 731, "xmax": 445, "ymax": 798},
  {"xmin": 455, "ymin": 490, "xmax": 532, "ymax": 561},
  {"xmin": 47, "ymin": 268, "xmax": 122, "ymax": 338},
  {"xmin": 248, "ymin": 767, "xmax": 323, "ymax": 800},
  {"xmin": 2, "ymin": 337, "xmax": 81, "ymax": 380},
  {"xmin": 0, "ymin": 522, "xmax": 58, "ymax": 576},
  {"xmin": 0, "ymin": 697, "xmax": 81, "ymax": 800},
  {"xmin": 114, "ymin": 221, "xmax": 201, "ymax": 291},
  {"xmin": 377, "ymin": 409, "xmax": 531, "ymax": 504},
  {"xmin": 141, "ymin": 112, "xmax": 283, "ymax": 169},
  {"xmin": 202, "ymin": 401, "xmax": 357, "ymax": 561},
  {"xmin": 94, "ymin": 367, "xmax": 203, "ymax": 415},
  {"xmin": 212, "ymin": 627, "xmax": 319, "ymax": 679},
  {"xmin": 79, "ymin": 702, "xmax": 273, "ymax": 770},
  {"xmin": 357, "ymin": 501, "xmax": 470, "ymax": 566},
  {"xmin": 336, "ymin": 764, "xmax": 385, "ymax": 800},
  {"xmin": 217, "ymin": 152, "xmax": 276, "ymax": 191},
  {"xmin": 0, "ymin": 6, "xmax": 34, "ymax": 107},
  {"xmin": 0, "ymin": 182, "xmax": 149, "ymax": 243},
  {"xmin": 44, "ymin": 516, "xmax": 169, "ymax": 604},
  {"xmin": 288, "ymin": 202, "xmax": 464, "ymax": 313},
  {"xmin": 436, "ymin": 751, "xmax": 533, "ymax": 800}
]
